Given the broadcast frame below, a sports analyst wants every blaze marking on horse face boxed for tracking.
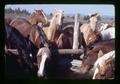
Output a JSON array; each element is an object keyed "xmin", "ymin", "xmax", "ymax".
[
  {"xmin": 93, "ymin": 68, "xmax": 99, "ymax": 79},
  {"xmin": 37, "ymin": 53, "xmax": 48, "ymax": 77},
  {"xmin": 37, "ymin": 47, "xmax": 51, "ymax": 78}
]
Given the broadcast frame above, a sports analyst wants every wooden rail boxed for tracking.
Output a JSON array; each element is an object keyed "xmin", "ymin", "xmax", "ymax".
[{"xmin": 5, "ymin": 48, "xmax": 84, "ymax": 56}]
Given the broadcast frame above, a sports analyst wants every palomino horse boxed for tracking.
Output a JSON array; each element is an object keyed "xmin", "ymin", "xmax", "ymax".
[
  {"xmin": 10, "ymin": 9, "xmax": 48, "ymax": 38},
  {"xmin": 42, "ymin": 9, "xmax": 64, "ymax": 42},
  {"xmin": 80, "ymin": 13, "xmax": 99, "ymax": 46},
  {"xmin": 93, "ymin": 50, "xmax": 115, "ymax": 79},
  {"xmin": 80, "ymin": 39, "xmax": 115, "ymax": 74}
]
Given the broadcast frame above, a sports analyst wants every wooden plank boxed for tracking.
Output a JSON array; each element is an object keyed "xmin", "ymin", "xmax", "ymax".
[
  {"xmin": 7, "ymin": 49, "xmax": 19, "ymax": 55},
  {"xmin": 58, "ymin": 49, "xmax": 84, "ymax": 55},
  {"xmin": 5, "ymin": 48, "xmax": 84, "ymax": 56}
]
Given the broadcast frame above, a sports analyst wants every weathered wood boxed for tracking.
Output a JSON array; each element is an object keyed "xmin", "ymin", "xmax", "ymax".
[
  {"xmin": 6, "ymin": 49, "xmax": 19, "ymax": 55},
  {"xmin": 73, "ymin": 13, "xmax": 81, "ymax": 49},
  {"xmin": 5, "ymin": 48, "xmax": 84, "ymax": 56},
  {"xmin": 58, "ymin": 49, "xmax": 84, "ymax": 55}
]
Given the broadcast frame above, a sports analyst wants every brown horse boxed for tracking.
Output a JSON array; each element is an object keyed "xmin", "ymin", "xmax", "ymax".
[
  {"xmin": 86, "ymin": 31, "xmax": 102, "ymax": 47},
  {"xmin": 93, "ymin": 50, "xmax": 115, "ymax": 79},
  {"xmin": 36, "ymin": 10, "xmax": 64, "ymax": 78},
  {"xmin": 10, "ymin": 9, "xmax": 48, "ymax": 38},
  {"xmin": 80, "ymin": 39, "xmax": 115, "ymax": 74},
  {"xmin": 56, "ymin": 25, "xmax": 74, "ymax": 49},
  {"xmin": 28, "ymin": 9, "xmax": 48, "ymax": 25},
  {"xmin": 5, "ymin": 16, "xmax": 12, "ymax": 24}
]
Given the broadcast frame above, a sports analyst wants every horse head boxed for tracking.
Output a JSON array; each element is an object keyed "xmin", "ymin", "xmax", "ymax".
[
  {"xmin": 93, "ymin": 50, "xmax": 115, "ymax": 79},
  {"xmin": 87, "ymin": 31, "xmax": 102, "ymax": 46},
  {"xmin": 37, "ymin": 47, "xmax": 51, "ymax": 78},
  {"xmin": 47, "ymin": 9, "xmax": 64, "ymax": 41},
  {"xmin": 80, "ymin": 46, "xmax": 101, "ymax": 74},
  {"xmin": 31, "ymin": 9, "xmax": 48, "ymax": 25},
  {"xmin": 53, "ymin": 9, "xmax": 64, "ymax": 30}
]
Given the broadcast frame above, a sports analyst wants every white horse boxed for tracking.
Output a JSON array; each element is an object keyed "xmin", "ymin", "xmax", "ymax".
[
  {"xmin": 99, "ymin": 23, "xmax": 109, "ymax": 31},
  {"xmin": 101, "ymin": 27, "xmax": 115, "ymax": 40}
]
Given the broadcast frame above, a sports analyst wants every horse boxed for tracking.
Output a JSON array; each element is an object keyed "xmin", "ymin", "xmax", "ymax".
[
  {"xmin": 5, "ymin": 24, "xmax": 38, "ymax": 73},
  {"xmin": 100, "ymin": 27, "xmax": 115, "ymax": 40},
  {"xmin": 87, "ymin": 27, "xmax": 115, "ymax": 46},
  {"xmin": 80, "ymin": 39, "xmax": 115, "ymax": 74},
  {"xmin": 56, "ymin": 24, "xmax": 86, "ymax": 50},
  {"xmin": 9, "ymin": 9, "xmax": 48, "ymax": 38},
  {"xmin": 36, "ymin": 10, "xmax": 64, "ymax": 78},
  {"xmin": 36, "ymin": 47, "xmax": 51, "ymax": 78},
  {"xmin": 56, "ymin": 25, "xmax": 74, "ymax": 49},
  {"xmin": 42, "ymin": 9, "xmax": 64, "ymax": 42},
  {"xmin": 93, "ymin": 50, "xmax": 115, "ymax": 79},
  {"xmin": 28, "ymin": 9, "xmax": 48, "ymax": 25},
  {"xmin": 99, "ymin": 23, "xmax": 109, "ymax": 32},
  {"xmin": 6, "ymin": 20, "xmax": 49, "ymax": 78},
  {"xmin": 5, "ymin": 16, "xmax": 12, "ymax": 24},
  {"xmin": 80, "ymin": 13, "xmax": 99, "ymax": 46},
  {"xmin": 86, "ymin": 31, "xmax": 102, "ymax": 47}
]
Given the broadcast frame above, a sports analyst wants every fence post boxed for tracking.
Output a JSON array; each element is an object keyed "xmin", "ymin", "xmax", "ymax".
[{"xmin": 73, "ymin": 13, "xmax": 81, "ymax": 49}]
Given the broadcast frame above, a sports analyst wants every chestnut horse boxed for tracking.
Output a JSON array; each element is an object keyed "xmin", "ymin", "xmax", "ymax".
[
  {"xmin": 93, "ymin": 50, "xmax": 115, "ymax": 79},
  {"xmin": 80, "ymin": 39, "xmax": 115, "ymax": 74},
  {"xmin": 10, "ymin": 9, "xmax": 48, "ymax": 38}
]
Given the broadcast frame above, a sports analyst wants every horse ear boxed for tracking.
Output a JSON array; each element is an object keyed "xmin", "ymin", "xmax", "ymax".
[
  {"xmin": 54, "ymin": 8, "xmax": 57, "ymax": 12},
  {"xmin": 53, "ymin": 9, "xmax": 57, "ymax": 15},
  {"xmin": 98, "ymin": 49, "xmax": 103, "ymax": 58},
  {"xmin": 35, "ymin": 10, "xmax": 38, "ymax": 12},
  {"xmin": 95, "ymin": 13, "xmax": 99, "ymax": 17},
  {"xmin": 41, "ymin": 9, "xmax": 43, "ymax": 11}
]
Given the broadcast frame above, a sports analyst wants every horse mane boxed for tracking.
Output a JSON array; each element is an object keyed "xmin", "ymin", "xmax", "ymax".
[
  {"xmin": 62, "ymin": 24, "xmax": 74, "ymax": 31},
  {"xmin": 31, "ymin": 24, "xmax": 49, "ymax": 47}
]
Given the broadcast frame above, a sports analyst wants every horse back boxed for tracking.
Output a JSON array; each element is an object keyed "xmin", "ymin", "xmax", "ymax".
[{"xmin": 10, "ymin": 18, "xmax": 32, "ymax": 37}]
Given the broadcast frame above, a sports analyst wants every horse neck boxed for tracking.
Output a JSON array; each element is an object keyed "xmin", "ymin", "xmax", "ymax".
[
  {"xmin": 29, "ymin": 16, "xmax": 38, "ymax": 25},
  {"xmin": 89, "ymin": 19, "xmax": 97, "ymax": 31},
  {"xmin": 47, "ymin": 16, "xmax": 57, "ymax": 41}
]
